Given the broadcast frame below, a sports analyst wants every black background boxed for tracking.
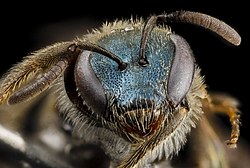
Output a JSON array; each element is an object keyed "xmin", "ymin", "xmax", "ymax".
[{"xmin": 1, "ymin": 1, "xmax": 249, "ymax": 144}]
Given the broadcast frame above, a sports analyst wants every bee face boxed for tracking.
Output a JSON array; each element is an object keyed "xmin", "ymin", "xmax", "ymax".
[
  {"xmin": 0, "ymin": 11, "xmax": 242, "ymax": 168},
  {"xmin": 58, "ymin": 23, "xmax": 202, "ymax": 167},
  {"xmin": 90, "ymin": 30, "xmax": 174, "ymax": 139}
]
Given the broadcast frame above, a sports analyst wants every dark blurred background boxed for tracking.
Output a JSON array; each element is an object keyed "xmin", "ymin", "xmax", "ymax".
[{"xmin": 1, "ymin": 0, "xmax": 248, "ymax": 144}]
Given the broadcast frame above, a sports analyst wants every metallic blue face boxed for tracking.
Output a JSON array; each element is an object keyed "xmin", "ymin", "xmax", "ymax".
[{"xmin": 90, "ymin": 29, "xmax": 175, "ymax": 109}]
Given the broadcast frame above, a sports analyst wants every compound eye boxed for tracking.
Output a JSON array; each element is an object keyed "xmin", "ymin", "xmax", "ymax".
[
  {"xmin": 75, "ymin": 50, "xmax": 107, "ymax": 114},
  {"xmin": 167, "ymin": 34, "xmax": 195, "ymax": 105}
]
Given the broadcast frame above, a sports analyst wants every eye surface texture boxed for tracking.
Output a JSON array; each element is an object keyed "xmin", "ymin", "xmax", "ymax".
[
  {"xmin": 75, "ymin": 50, "xmax": 107, "ymax": 115},
  {"xmin": 167, "ymin": 34, "xmax": 195, "ymax": 105}
]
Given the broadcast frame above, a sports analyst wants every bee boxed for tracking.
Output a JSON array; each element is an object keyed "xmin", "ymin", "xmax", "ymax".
[{"xmin": 0, "ymin": 11, "xmax": 244, "ymax": 168}]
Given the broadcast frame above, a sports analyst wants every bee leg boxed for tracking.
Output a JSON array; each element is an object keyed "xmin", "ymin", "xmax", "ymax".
[{"xmin": 202, "ymin": 93, "xmax": 241, "ymax": 148}]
